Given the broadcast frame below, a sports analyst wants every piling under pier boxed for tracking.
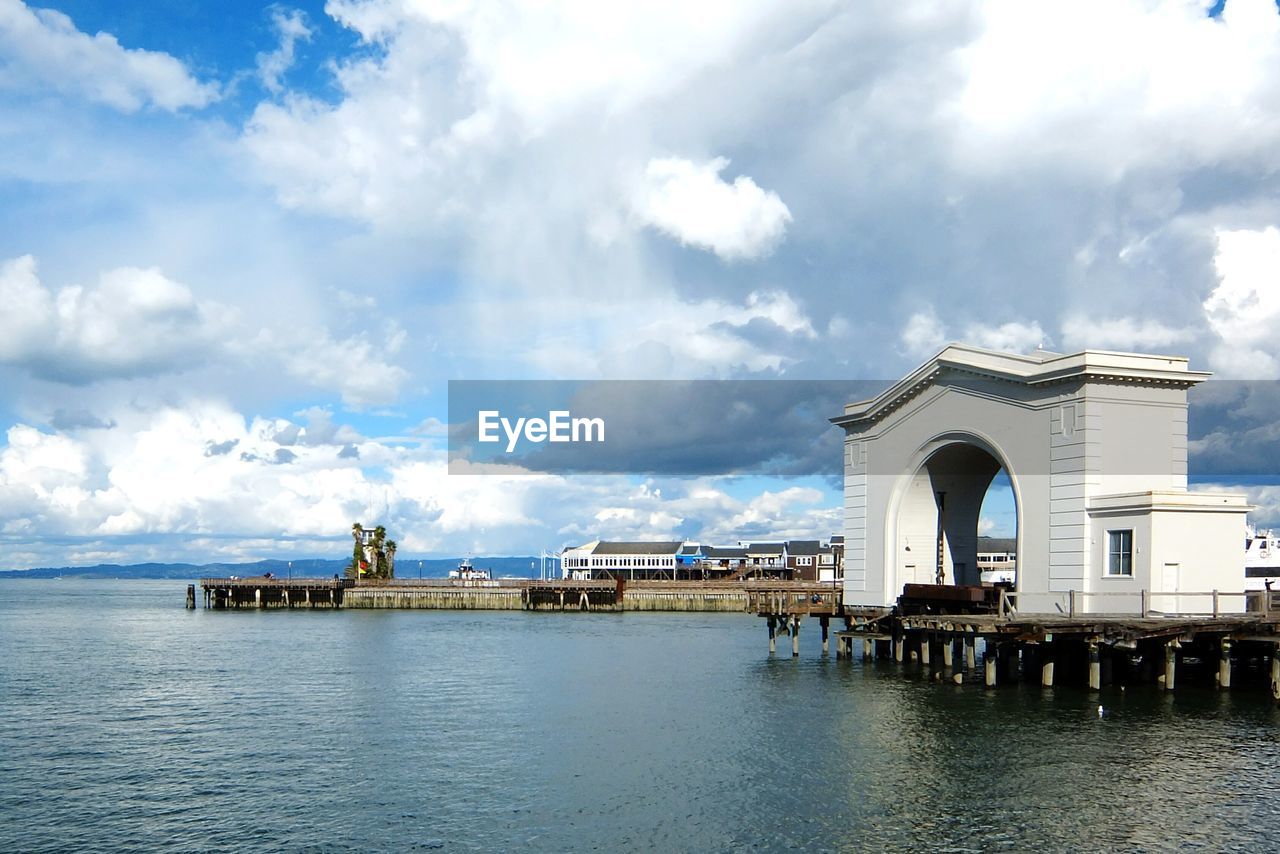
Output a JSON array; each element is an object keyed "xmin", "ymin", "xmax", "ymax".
[{"xmin": 199, "ymin": 577, "xmax": 352, "ymax": 609}]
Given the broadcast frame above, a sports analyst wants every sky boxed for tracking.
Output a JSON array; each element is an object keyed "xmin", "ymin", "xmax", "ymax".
[{"xmin": 2, "ymin": 0, "xmax": 1280, "ymax": 568}]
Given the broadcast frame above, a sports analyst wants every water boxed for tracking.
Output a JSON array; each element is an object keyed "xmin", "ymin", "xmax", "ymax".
[{"xmin": 2, "ymin": 580, "xmax": 1279, "ymax": 852}]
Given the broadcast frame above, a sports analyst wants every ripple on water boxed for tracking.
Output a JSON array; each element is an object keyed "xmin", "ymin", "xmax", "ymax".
[{"xmin": 2, "ymin": 581, "xmax": 1279, "ymax": 852}]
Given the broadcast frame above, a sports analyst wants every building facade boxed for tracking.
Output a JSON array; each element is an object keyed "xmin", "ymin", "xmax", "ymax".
[{"xmin": 832, "ymin": 344, "xmax": 1250, "ymax": 614}]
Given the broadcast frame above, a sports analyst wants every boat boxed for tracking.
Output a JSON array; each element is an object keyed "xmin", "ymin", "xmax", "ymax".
[
  {"xmin": 1245, "ymin": 525, "xmax": 1280, "ymax": 591},
  {"xmin": 448, "ymin": 558, "xmax": 492, "ymax": 581}
]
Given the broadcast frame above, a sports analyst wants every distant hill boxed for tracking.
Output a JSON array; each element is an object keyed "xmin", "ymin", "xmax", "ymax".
[{"xmin": 0, "ymin": 557, "xmax": 550, "ymax": 580}]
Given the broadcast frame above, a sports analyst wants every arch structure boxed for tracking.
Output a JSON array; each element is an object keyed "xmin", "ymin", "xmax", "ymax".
[{"xmin": 832, "ymin": 344, "xmax": 1250, "ymax": 615}]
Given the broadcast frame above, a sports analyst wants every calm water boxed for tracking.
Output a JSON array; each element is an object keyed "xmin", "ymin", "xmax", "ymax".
[{"xmin": 2, "ymin": 581, "xmax": 1279, "ymax": 853}]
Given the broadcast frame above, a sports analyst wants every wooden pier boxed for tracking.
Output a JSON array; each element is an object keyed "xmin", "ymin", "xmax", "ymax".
[
  {"xmin": 195, "ymin": 577, "xmax": 806, "ymax": 612},
  {"xmin": 753, "ymin": 583, "xmax": 1280, "ymax": 702},
  {"xmin": 197, "ymin": 577, "xmax": 353, "ymax": 609}
]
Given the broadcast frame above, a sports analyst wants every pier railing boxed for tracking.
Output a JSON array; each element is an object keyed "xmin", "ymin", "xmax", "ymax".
[{"xmin": 1005, "ymin": 589, "xmax": 1277, "ymax": 619}]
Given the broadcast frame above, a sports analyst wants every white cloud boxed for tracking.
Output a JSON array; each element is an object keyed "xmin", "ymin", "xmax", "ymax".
[
  {"xmin": 632, "ymin": 156, "xmax": 792, "ymax": 260},
  {"xmin": 0, "ymin": 394, "xmax": 845, "ymax": 566},
  {"xmin": 261, "ymin": 325, "xmax": 409, "ymax": 409},
  {"xmin": 900, "ymin": 310, "xmax": 948, "ymax": 360},
  {"xmin": 955, "ymin": 0, "xmax": 1280, "ymax": 175},
  {"xmin": 1203, "ymin": 226, "xmax": 1280, "ymax": 379},
  {"xmin": 523, "ymin": 289, "xmax": 819, "ymax": 378},
  {"xmin": 1061, "ymin": 315, "xmax": 1193, "ymax": 352},
  {"xmin": 0, "ymin": 0, "xmax": 218, "ymax": 111},
  {"xmin": 966, "ymin": 320, "xmax": 1047, "ymax": 355},
  {"xmin": 899, "ymin": 310, "xmax": 1044, "ymax": 360},
  {"xmin": 0, "ymin": 255, "xmax": 234, "ymax": 383},
  {"xmin": 257, "ymin": 8, "xmax": 312, "ymax": 95}
]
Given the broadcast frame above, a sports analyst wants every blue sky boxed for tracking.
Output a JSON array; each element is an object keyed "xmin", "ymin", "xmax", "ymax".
[{"xmin": 2, "ymin": 0, "xmax": 1280, "ymax": 568}]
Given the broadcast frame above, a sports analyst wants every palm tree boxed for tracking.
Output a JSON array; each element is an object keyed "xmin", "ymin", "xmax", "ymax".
[
  {"xmin": 385, "ymin": 540, "xmax": 397, "ymax": 579},
  {"xmin": 347, "ymin": 522, "xmax": 365, "ymax": 578}
]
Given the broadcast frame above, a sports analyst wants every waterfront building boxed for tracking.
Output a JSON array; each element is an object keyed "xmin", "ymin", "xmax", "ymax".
[
  {"xmin": 559, "ymin": 540, "xmax": 684, "ymax": 580},
  {"xmin": 832, "ymin": 344, "xmax": 1250, "ymax": 614}
]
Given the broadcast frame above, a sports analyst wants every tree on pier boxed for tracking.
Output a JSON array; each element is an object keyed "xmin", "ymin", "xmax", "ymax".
[
  {"xmin": 347, "ymin": 522, "xmax": 365, "ymax": 578},
  {"xmin": 347, "ymin": 522, "xmax": 397, "ymax": 579}
]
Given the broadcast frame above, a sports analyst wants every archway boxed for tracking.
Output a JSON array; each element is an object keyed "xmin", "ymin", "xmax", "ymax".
[{"xmin": 888, "ymin": 436, "xmax": 1020, "ymax": 594}]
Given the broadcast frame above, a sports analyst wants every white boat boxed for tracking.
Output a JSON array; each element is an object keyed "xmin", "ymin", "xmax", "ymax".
[
  {"xmin": 448, "ymin": 558, "xmax": 492, "ymax": 581},
  {"xmin": 1245, "ymin": 525, "xmax": 1280, "ymax": 591}
]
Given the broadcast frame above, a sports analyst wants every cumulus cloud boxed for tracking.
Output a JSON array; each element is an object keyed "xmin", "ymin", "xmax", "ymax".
[
  {"xmin": 257, "ymin": 7, "xmax": 312, "ymax": 94},
  {"xmin": 0, "ymin": 255, "xmax": 234, "ymax": 383},
  {"xmin": 259, "ymin": 326, "xmax": 409, "ymax": 409},
  {"xmin": 1203, "ymin": 226, "xmax": 1280, "ymax": 379},
  {"xmin": 1061, "ymin": 316, "xmax": 1194, "ymax": 352},
  {"xmin": 0, "ymin": 395, "xmax": 845, "ymax": 567},
  {"xmin": 632, "ymin": 157, "xmax": 792, "ymax": 260},
  {"xmin": 0, "ymin": 0, "xmax": 218, "ymax": 111},
  {"xmin": 956, "ymin": 0, "xmax": 1280, "ymax": 174},
  {"xmin": 898, "ymin": 310, "xmax": 1044, "ymax": 360},
  {"xmin": 900, "ymin": 311, "xmax": 948, "ymax": 360},
  {"xmin": 524, "ymin": 289, "xmax": 820, "ymax": 378}
]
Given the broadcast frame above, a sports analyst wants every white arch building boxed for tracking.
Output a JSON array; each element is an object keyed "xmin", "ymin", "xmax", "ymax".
[{"xmin": 833, "ymin": 345, "xmax": 1250, "ymax": 615}]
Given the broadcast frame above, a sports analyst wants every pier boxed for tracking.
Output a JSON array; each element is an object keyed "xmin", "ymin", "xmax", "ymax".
[
  {"xmin": 752, "ymin": 583, "xmax": 1280, "ymax": 701},
  {"xmin": 196, "ymin": 577, "xmax": 821, "ymax": 612},
  {"xmin": 197, "ymin": 576, "xmax": 353, "ymax": 609}
]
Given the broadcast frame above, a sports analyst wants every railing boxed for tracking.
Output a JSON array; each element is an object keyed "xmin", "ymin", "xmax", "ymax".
[
  {"xmin": 1011, "ymin": 589, "xmax": 1269, "ymax": 619},
  {"xmin": 745, "ymin": 584, "xmax": 842, "ymax": 615},
  {"xmin": 199, "ymin": 576, "xmax": 348, "ymax": 588}
]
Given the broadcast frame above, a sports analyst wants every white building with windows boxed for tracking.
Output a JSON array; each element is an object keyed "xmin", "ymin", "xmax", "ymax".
[
  {"xmin": 560, "ymin": 541, "xmax": 684, "ymax": 580},
  {"xmin": 832, "ymin": 344, "xmax": 1251, "ymax": 615}
]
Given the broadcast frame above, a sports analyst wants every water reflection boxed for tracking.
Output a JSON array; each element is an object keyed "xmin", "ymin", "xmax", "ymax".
[{"xmin": 0, "ymin": 581, "xmax": 1277, "ymax": 852}]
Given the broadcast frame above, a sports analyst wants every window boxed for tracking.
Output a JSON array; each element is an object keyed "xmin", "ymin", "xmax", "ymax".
[{"xmin": 1107, "ymin": 529, "xmax": 1133, "ymax": 576}]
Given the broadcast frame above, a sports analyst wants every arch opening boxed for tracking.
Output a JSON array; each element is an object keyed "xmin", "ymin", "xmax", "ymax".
[{"xmin": 892, "ymin": 441, "xmax": 1019, "ymax": 593}]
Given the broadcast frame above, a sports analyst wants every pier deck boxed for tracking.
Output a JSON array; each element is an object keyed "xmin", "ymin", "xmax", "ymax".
[{"xmin": 197, "ymin": 577, "xmax": 353, "ymax": 609}]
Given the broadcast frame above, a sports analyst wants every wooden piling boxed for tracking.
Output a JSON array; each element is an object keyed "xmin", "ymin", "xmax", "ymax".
[
  {"xmin": 791, "ymin": 617, "xmax": 801, "ymax": 657},
  {"xmin": 1271, "ymin": 644, "xmax": 1280, "ymax": 702},
  {"xmin": 1041, "ymin": 649, "xmax": 1055, "ymax": 688},
  {"xmin": 984, "ymin": 648, "xmax": 997, "ymax": 687},
  {"xmin": 821, "ymin": 616, "xmax": 830, "ymax": 656},
  {"xmin": 1088, "ymin": 641, "xmax": 1101, "ymax": 691},
  {"xmin": 1218, "ymin": 639, "xmax": 1232, "ymax": 689},
  {"xmin": 942, "ymin": 635, "xmax": 954, "ymax": 669},
  {"xmin": 185, "ymin": 585, "xmax": 195, "ymax": 610},
  {"xmin": 965, "ymin": 635, "xmax": 976, "ymax": 671},
  {"xmin": 768, "ymin": 617, "xmax": 777, "ymax": 654},
  {"xmin": 1164, "ymin": 641, "xmax": 1178, "ymax": 691}
]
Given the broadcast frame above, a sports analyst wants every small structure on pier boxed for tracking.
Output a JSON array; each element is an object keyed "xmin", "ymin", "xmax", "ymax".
[{"xmin": 831, "ymin": 344, "xmax": 1250, "ymax": 614}]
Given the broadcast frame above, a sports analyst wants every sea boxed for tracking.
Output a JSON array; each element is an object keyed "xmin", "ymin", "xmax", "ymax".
[{"xmin": 2, "ymin": 579, "xmax": 1279, "ymax": 853}]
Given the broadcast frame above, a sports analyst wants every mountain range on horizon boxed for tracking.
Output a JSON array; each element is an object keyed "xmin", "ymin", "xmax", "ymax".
[{"xmin": 0, "ymin": 557, "xmax": 550, "ymax": 580}]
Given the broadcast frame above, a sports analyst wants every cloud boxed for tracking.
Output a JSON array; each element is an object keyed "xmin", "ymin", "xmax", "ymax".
[
  {"xmin": 632, "ymin": 157, "xmax": 792, "ymax": 260},
  {"xmin": 524, "ymin": 289, "xmax": 822, "ymax": 379},
  {"xmin": 262, "ymin": 326, "xmax": 409, "ymax": 409},
  {"xmin": 0, "ymin": 255, "xmax": 234, "ymax": 383},
  {"xmin": 0, "ymin": 0, "xmax": 218, "ymax": 111},
  {"xmin": 257, "ymin": 7, "xmax": 312, "ymax": 95},
  {"xmin": 0, "ymin": 395, "xmax": 846, "ymax": 567},
  {"xmin": 1061, "ymin": 315, "xmax": 1194, "ymax": 352},
  {"xmin": 955, "ymin": 0, "xmax": 1280, "ymax": 175},
  {"xmin": 48, "ymin": 410, "xmax": 116, "ymax": 431},
  {"xmin": 1203, "ymin": 226, "xmax": 1280, "ymax": 379},
  {"xmin": 898, "ymin": 310, "xmax": 1044, "ymax": 360},
  {"xmin": 900, "ymin": 311, "xmax": 948, "ymax": 360},
  {"xmin": 966, "ymin": 320, "xmax": 1048, "ymax": 354}
]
